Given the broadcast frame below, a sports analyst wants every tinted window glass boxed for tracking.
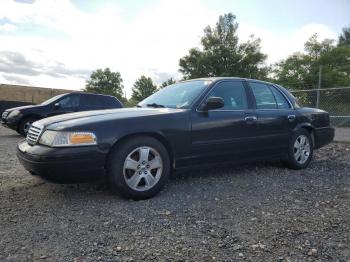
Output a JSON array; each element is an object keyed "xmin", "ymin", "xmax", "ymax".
[
  {"xmin": 270, "ymin": 86, "xmax": 290, "ymax": 109},
  {"xmin": 106, "ymin": 96, "xmax": 122, "ymax": 107},
  {"xmin": 250, "ymin": 82, "xmax": 277, "ymax": 109},
  {"xmin": 207, "ymin": 81, "xmax": 248, "ymax": 110},
  {"xmin": 81, "ymin": 94, "xmax": 103, "ymax": 108},
  {"xmin": 95, "ymin": 96, "xmax": 107, "ymax": 106},
  {"xmin": 58, "ymin": 95, "xmax": 79, "ymax": 108}
]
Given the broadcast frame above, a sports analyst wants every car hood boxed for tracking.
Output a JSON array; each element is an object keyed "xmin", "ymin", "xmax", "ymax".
[
  {"xmin": 37, "ymin": 107, "xmax": 186, "ymax": 130},
  {"xmin": 5, "ymin": 105, "xmax": 36, "ymax": 112}
]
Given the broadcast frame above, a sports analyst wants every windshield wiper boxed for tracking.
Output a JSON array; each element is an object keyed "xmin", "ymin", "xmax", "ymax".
[{"xmin": 146, "ymin": 103, "xmax": 165, "ymax": 108}]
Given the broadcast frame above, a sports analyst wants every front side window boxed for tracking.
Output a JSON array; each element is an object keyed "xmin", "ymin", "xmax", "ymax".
[
  {"xmin": 139, "ymin": 80, "xmax": 211, "ymax": 109},
  {"xmin": 58, "ymin": 95, "xmax": 79, "ymax": 108},
  {"xmin": 250, "ymin": 82, "xmax": 277, "ymax": 109},
  {"xmin": 207, "ymin": 81, "xmax": 248, "ymax": 110}
]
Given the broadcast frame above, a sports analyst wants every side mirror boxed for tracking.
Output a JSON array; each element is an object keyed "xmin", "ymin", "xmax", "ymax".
[
  {"xmin": 201, "ymin": 97, "xmax": 224, "ymax": 111},
  {"xmin": 54, "ymin": 102, "xmax": 60, "ymax": 110}
]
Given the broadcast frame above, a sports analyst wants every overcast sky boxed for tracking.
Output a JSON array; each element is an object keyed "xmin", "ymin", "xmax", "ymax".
[{"xmin": 0, "ymin": 0, "xmax": 349, "ymax": 97}]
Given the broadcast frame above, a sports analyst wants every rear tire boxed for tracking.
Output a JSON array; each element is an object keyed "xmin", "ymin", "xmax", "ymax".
[
  {"xmin": 18, "ymin": 117, "xmax": 39, "ymax": 136},
  {"xmin": 107, "ymin": 136, "xmax": 171, "ymax": 200},
  {"xmin": 282, "ymin": 129, "xmax": 313, "ymax": 170}
]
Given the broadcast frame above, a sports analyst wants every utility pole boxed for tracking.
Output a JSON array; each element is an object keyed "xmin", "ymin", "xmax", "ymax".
[{"xmin": 316, "ymin": 65, "xmax": 322, "ymax": 108}]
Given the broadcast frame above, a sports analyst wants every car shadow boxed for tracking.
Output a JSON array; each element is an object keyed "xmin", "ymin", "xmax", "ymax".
[
  {"xmin": 172, "ymin": 159, "xmax": 284, "ymax": 180},
  {"xmin": 30, "ymin": 159, "xmax": 287, "ymax": 200}
]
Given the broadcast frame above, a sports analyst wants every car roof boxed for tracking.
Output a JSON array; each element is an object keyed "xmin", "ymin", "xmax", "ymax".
[
  {"xmin": 185, "ymin": 77, "xmax": 278, "ymax": 86},
  {"xmin": 67, "ymin": 92, "xmax": 119, "ymax": 99}
]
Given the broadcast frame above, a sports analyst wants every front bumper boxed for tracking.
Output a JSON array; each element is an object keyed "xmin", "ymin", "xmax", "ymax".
[
  {"xmin": 17, "ymin": 140, "xmax": 107, "ymax": 178},
  {"xmin": 314, "ymin": 127, "xmax": 334, "ymax": 149}
]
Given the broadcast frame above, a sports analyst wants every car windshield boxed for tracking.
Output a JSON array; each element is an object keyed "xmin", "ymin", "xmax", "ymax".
[
  {"xmin": 40, "ymin": 94, "xmax": 66, "ymax": 105},
  {"xmin": 138, "ymin": 80, "xmax": 211, "ymax": 109}
]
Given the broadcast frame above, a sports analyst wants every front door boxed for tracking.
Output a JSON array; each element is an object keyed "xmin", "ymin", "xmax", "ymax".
[{"xmin": 191, "ymin": 80, "xmax": 258, "ymax": 165}]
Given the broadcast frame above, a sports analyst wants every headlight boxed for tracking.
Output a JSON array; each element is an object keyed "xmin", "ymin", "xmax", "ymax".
[
  {"xmin": 2, "ymin": 111, "xmax": 9, "ymax": 119},
  {"xmin": 7, "ymin": 110, "xmax": 21, "ymax": 118},
  {"xmin": 39, "ymin": 130, "xmax": 97, "ymax": 147}
]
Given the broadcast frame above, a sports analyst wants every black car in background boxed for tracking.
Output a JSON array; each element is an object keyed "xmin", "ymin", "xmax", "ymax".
[
  {"xmin": 17, "ymin": 78, "xmax": 334, "ymax": 200},
  {"xmin": 1, "ymin": 92, "xmax": 123, "ymax": 135}
]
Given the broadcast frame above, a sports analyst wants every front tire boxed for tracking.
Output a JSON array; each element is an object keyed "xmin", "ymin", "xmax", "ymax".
[
  {"xmin": 283, "ymin": 129, "xmax": 313, "ymax": 170},
  {"xmin": 107, "ymin": 136, "xmax": 170, "ymax": 200}
]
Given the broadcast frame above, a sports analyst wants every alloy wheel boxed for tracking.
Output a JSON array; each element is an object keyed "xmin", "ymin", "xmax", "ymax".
[
  {"xmin": 293, "ymin": 135, "xmax": 311, "ymax": 164},
  {"xmin": 123, "ymin": 146, "xmax": 163, "ymax": 191}
]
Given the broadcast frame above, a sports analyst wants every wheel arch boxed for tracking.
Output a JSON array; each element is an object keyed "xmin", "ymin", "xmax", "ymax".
[
  {"xmin": 106, "ymin": 132, "xmax": 175, "ymax": 169},
  {"xmin": 293, "ymin": 123, "xmax": 315, "ymax": 147},
  {"xmin": 17, "ymin": 114, "xmax": 42, "ymax": 132}
]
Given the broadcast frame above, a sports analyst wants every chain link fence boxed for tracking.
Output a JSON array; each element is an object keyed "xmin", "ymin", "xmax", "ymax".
[{"xmin": 290, "ymin": 87, "xmax": 350, "ymax": 127}]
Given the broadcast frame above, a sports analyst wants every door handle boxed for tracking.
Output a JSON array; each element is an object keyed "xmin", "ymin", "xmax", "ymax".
[
  {"xmin": 287, "ymin": 115, "xmax": 296, "ymax": 122},
  {"xmin": 244, "ymin": 116, "xmax": 257, "ymax": 122}
]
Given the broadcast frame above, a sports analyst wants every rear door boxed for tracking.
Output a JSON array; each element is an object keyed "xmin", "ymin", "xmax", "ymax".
[{"xmin": 247, "ymin": 81, "xmax": 296, "ymax": 154}]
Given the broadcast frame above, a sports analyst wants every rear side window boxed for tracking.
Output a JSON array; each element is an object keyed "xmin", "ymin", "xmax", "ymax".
[
  {"xmin": 270, "ymin": 86, "xmax": 290, "ymax": 109},
  {"xmin": 81, "ymin": 94, "xmax": 106, "ymax": 108},
  {"xmin": 250, "ymin": 82, "xmax": 291, "ymax": 109},
  {"xmin": 250, "ymin": 82, "xmax": 276, "ymax": 109},
  {"xmin": 105, "ymin": 96, "xmax": 122, "ymax": 107},
  {"xmin": 81, "ymin": 94, "xmax": 98, "ymax": 107},
  {"xmin": 81, "ymin": 94, "xmax": 122, "ymax": 108},
  {"xmin": 207, "ymin": 81, "xmax": 248, "ymax": 110}
]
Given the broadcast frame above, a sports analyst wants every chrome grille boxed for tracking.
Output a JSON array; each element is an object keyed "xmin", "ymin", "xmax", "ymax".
[{"xmin": 26, "ymin": 122, "xmax": 43, "ymax": 145}]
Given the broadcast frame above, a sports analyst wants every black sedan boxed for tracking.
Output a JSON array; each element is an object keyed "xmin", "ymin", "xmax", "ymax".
[
  {"xmin": 1, "ymin": 92, "xmax": 123, "ymax": 136},
  {"xmin": 17, "ymin": 78, "xmax": 334, "ymax": 199}
]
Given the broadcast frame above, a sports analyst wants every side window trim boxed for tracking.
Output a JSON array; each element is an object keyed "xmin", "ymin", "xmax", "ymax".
[{"xmin": 196, "ymin": 80, "xmax": 249, "ymax": 112}]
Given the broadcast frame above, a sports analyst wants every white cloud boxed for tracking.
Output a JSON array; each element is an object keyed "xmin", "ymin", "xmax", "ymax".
[
  {"xmin": 0, "ymin": 23, "xmax": 17, "ymax": 32},
  {"xmin": 0, "ymin": 0, "xmax": 339, "ymax": 97},
  {"xmin": 0, "ymin": 0, "xmax": 220, "ymax": 96},
  {"xmin": 238, "ymin": 23, "xmax": 337, "ymax": 64}
]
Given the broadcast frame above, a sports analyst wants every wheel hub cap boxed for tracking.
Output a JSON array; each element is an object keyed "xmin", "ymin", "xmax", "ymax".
[
  {"xmin": 293, "ymin": 135, "xmax": 311, "ymax": 164},
  {"xmin": 123, "ymin": 146, "xmax": 163, "ymax": 191}
]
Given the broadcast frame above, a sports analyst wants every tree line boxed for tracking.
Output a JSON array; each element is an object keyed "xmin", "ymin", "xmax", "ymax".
[{"xmin": 85, "ymin": 13, "xmax": 350, "ymax": 105}]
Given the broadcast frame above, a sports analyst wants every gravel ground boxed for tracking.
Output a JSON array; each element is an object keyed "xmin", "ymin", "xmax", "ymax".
[{"xmin": 0, "ymin": 125, "xmax": 349, "ymax": 262}]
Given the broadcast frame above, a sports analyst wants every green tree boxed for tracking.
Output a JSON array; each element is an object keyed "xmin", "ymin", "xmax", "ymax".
[
  {"xmin": 131, "ymin": 76, "xmax": 157, "ymax": 102},
  {"xmin": 160, "ymin": 78, "xmax": 176, "ymax": 88},
  {"xmin": 123, "ymin": 98, "xmax": 139, "ymax": 108},
  {"xmin": 179, "ymin": 13, "xmax": 268, "ymax": 79},
  {"xmin": 85, "ymin": 68, "xmax": 124, "ymax": 100},
  {"xmin": 338, "ymin": 25, "xmax": 350, "ymax": 46},
  {"xmin": 274, "ymin": 33, "xmax": 350, "ymax": 90}
]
